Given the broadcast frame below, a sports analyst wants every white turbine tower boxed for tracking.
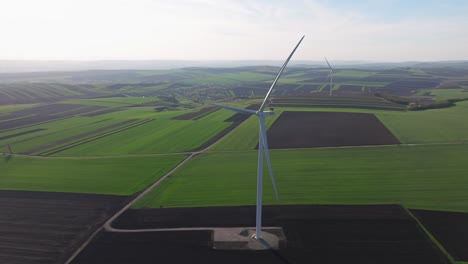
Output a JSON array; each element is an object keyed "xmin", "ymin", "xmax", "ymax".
[
  {"xmin": 215, "ymin": 35, "xmax": 305, "ymax": 240},
  {"xmin": 325, "ymin": 57, "xmax": 334, "ymax": 96}
]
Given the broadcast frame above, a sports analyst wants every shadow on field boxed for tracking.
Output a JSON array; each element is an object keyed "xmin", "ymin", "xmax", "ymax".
[{"xmin": 3, "ymin": 154, "xmax": 12, "ymax": 163}]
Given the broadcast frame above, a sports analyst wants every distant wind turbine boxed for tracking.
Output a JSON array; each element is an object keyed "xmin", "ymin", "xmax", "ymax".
[
  {"xmin": 325, "ymin": 57, "xmax": 334, "ymax": 96},
  {"xmin": 215, "ymin": 35, "xmax": 305, "ymax": 240}
]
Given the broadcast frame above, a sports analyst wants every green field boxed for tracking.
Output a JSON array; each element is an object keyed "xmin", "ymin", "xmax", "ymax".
[
  {"xmin": 54, "ymin": 107, "xmax": 235, "ymax": 156},
  {"xmin": 134, "ymin": 144, "xmax": 468, "ymax": 212},
  {"xmin": 63, "ymin": 96, "xmax": 162, "ymax": 107},
  {"xmin": 378, "ymin": 101, "xmax": 468, "ymax": 143},
  {"xmin": 418, "ymin": 88, "xmax": 468, "ymax": 100},
  {"xmin": 1, "ymin": 155, "xmax": 185, "ymax": 195},
  {"xmin": 0, "ymin": 104, "xmax": 37, "ymax": 113},
  {"xmin": 0, "ymin": 105, "xmax": 239, "ymax": 156},
  {"xmin": 0, "ymin": 116, "xmax": 137, "ymax": 154}
]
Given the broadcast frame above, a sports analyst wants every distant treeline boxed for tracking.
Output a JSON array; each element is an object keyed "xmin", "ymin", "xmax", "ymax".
[
  {"xmin": 408, "ymin": 98, "xmax": 468, "ymax": 111},
  {"xmin": 375, "ymin": 92, "xmax": 468, "ymax": 111},
  {"xmin": 375, "ymin": 92, "xmax": 410, "ymax": 105}
]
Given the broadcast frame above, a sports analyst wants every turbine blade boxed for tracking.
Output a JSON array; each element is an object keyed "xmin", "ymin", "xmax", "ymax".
[
  {"xmin": 258, "ymin": 35, "xmax": 305, "ymax": 112},
  {"xmin": 259, "ymin": 116, "xmax": 279, "ymax": 200},
  {"xmin": 325, "ymin": 57, "xmax": 333, "ymax": 70},
  {"xmin": 213, "ymin": 103, "xmax": 257, "ymax": 115}
]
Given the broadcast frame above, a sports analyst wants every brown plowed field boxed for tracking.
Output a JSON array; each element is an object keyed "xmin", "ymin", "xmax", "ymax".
[
  {"xmin": 265, "ymin": 112, "xmax": 400, "ymax": 149},
  {"xmin": 172, "ymin": 107, "xmax": 219, "ymax": 120},
  {"xmin": 0, "ymin": 128, "xmax": 46, "ymax": 140},
  {"xmin": 270, "ymin": 94, "xmax": 406, "ymax": 111},
  {"xmin": 72, "ymin": 205, "xmax": 448, "ymax": 264},
  {"xmin": 81, "ymin": 107, "xmax": 123, "ymax": 117},
  {"xmin": 0, "ymin": 104, "xmax": 109, "ymax": 131},
  {"xmin": 410, "ymin": 209, "xmax": 468, "ymax": 261},
  {"xmin": 0, "ymin": 190, "xmax": 127, "ymax": 264}
]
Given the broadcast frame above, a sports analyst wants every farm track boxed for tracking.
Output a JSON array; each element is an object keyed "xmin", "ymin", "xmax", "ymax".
[
  {"xmin": 1, "ymin": 141, "xmax": 467, "ymax": 159},
  {"xmin": 410, "ymin": 209, "xmax": 468, "ymax": 261},
  {"xmin": 62, "ymin": 137, "xmax": 468, "ymax": 264},
  {"xmin": 64, "ymin": 113, "xmax": 249, "ymax": 264},
  {"xmin": 71, "ymin": 205, "xmax": 450, "ymax": 264}
]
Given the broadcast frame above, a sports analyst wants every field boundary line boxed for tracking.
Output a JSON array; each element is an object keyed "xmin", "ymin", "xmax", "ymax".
[
  {"xmin": 1, "ymin": 141, "xmax": 468, "ymax": 158},
  {"xmin": 405, "ymin": 207, "xmax": 455, "ymax": 264}
]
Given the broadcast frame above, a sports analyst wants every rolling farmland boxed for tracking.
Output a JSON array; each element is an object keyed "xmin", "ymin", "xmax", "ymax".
[
  {"xmin": 1, "ymin": 65, "xmax": 467, "ymax": 102},
  {"xmin": 1, "ymin": 65, "xmax": 468, "ymax": 264}
]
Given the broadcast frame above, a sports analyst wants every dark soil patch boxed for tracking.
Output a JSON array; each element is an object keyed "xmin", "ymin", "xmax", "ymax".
[
  {"xmin": 379, "ymin": 79, "xmax": 441, "ymax": 96},
  {"xmin": 81, "ymin": 107, "xmax": 123, "ymax": 117},
  {"xmin": 0, "ymin": 128, "xmax": 46, "ymax": 140},
  {"xmin": 339, "ymin": 85, "xmax": 363, "ymax": 92},
  {"xmin": 106, "ymin": 83, "xmax": 160, "ymax": 91},
  {"xmin": 0, "ymin": 83, "xmax": 105, "ymax": 105},
  {"xmin": 265, "ymin": 112, "xmax": 400, "ymax": 149},
  {"xmin": 54, "ymin": 105, "xmax": 106, "ymax": 117},
  {"xmin": 0, "ymin": 104, "xmax": 88, "ymax": 131},
  {"xmin": 72, "ymin": 205, "xmax": 449, "ymax": 264},
  {"xmin": 172, "ymin": 107, "xmax": 219, "ymax": 120},
  {"xmin": 410, "ymin": 209, "xmax": 468, "ymax": 261},
  {"xmin": 274, "ymin": 84, "xmax": 300, "ymax": 93},
  {"xmin": 295, "ymin": 84, "xmax": 320, "ymax": 94},
  {"xmin": 0, "ymin": 190, "xmax": 127, "ymax": 264},
  {"xmin": 270, "ymin": 94, "xmax": 405, "ymax": 111},
  {"xmin": 436, "ymin": 82, "xmax": 463, "ymax": 89}
]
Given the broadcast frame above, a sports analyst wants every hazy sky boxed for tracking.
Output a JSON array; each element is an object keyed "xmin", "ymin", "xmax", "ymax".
[{"xmin": 1, "ymin": 0, "xmax": 468, "ymax": 61}]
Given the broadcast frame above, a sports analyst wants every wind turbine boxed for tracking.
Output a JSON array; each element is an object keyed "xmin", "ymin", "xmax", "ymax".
[
  {"xmin": 325, "ymin": 57, "xmax": 333, "ymax": 96},
  {"xmin": 215, "ymin": 35, "xmax": 305, "ymax": 240}
]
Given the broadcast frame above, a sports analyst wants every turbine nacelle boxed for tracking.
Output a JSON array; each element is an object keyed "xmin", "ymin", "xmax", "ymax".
[{"xmin": 257, "ymin": 110, "xmax": 275, "ymax": 117}]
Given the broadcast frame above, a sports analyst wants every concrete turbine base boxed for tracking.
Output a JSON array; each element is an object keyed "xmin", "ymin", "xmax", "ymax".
[{"xmin": 212, "ymin": 227, "xmax": 285, "ymax": 250}]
